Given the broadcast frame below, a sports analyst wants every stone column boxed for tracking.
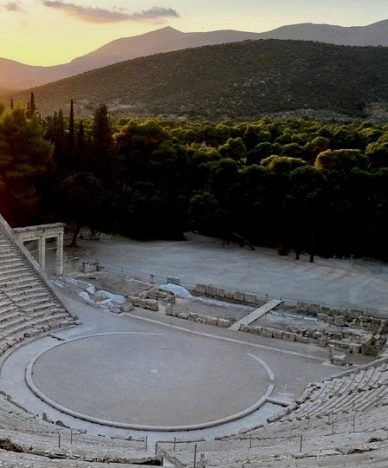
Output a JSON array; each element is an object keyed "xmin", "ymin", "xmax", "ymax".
[
  {"xmin": 38, "ymin": 236, "xmax": 46, "ymax": 271},
  {"xmin": 56, "ymin": 232, "xmax": 64, "ymax": 276}
]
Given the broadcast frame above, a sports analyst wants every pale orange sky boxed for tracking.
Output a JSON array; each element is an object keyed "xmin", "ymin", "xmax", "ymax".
[{"xmin": 1, "ymin": 0, "xmax": 387, "ymax": 66}]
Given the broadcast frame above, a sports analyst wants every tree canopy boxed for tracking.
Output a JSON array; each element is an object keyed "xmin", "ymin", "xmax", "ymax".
[{"xmin": 2, "ymin": 100, "xmax": 388, "ymax": 260}]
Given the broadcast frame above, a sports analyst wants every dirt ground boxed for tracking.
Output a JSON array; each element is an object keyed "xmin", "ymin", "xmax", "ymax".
[{"xmin": 65, "ymin": 232, "xmax": 388, "ymax": 317}]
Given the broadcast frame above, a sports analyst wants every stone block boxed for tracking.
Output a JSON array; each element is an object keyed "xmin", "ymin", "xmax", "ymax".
[
  {"xmin": 217, "ymin": 318, "xmax": 232, "ymax": 328},
  {"xmin": 281, "ymin": 331, "xmax": 296, "ymax": 342},
  {"xmin": 318, "ymin": 337, "xmax": 329, "ymax": 347},
  {"xmin": 348, "ymin": 342, "xmax": 361, "ymax": 354},
  {"xmin": 194, "ymin": 284, "xmax": 207, "ymax": 294},
  {"xmin": 225, "ymin": 290, "xmax": 234, "ymax": 300},
  {"xmin": 162, "ymin": 294, "xmax": 176, "ymax": 305},
  {"xmin": 358, "ymin": 316, "xmax": 371, "ymax": 326},
  {"xmin": 121, "ymin": 303, "xmax": 134, "ymax": 313},
  {"xmin": 234, "ymin": 291, "xmax": 245, "ymax": 303},
  {"xmin": 296, "ymin": 336, "xmax": 310, "ymax": 344},
  {"xmin": 272, "ymin": 329, "xmax": 282, "ymax": 339},
  {"xmin": 216, "ymin": 288, "xmax": 226, "ymax": 298},
  {"xmin": 329, "ymin": 309, "xmax": 339, "ymax": 317},
  {"xmin": 370, "ymin": 318, "xmax": 383, "ymax": 330},
  {"xmin": 261, "ymin": 327, "xmax": 274, "ymax": 338},
  {"xmin": 307, "ymin": 303, "xmax": 320, "ymax": 314},
  {"xmin": 146, "ymin": 300, "xmax": 159, "ymax": 312},
  {"xmin": 146, "ymin": 290, "xmax": 158, "ymax": 299},
  {"xmin": 244, "ymin": 293, "xmax": 257, "ymax": 304},
  {"xmin": 207, "ymin": 285, "xmax": 217, "ymax": 297},
  {"xmin": 81, "ymin": 261, "xmax": 99, "ymax": 273},
  {"xmin": 167, "ymin": 276, "xmax": 180, "ymax": 285},
  {"xmin": 318, "ymin": 313, "xmax": 329, "ymax": 322},
  {"xmin": 331, "ymin": 353, "xmax": 346, "ymax": 366},
  {"xmin": 312, "ymin": 331, "xmax": 322, "ymax": 340},
  {"xmin": 206, "ymin": 317, "xmax": 218, "ymax": 326},
  {"xmin": 178, "ymin": 312, "xmax": 189, "ymax": 320},
  {"xmin": 129, "ymin": 296, "xmax": 141, "ymax": 307},
  {"xmin": 347, "ymin": 309, "xmax": 363, "ymax": 319},
  {"xmin": 334, "ymin": 315, "xmax": 346, "ymax": 326}
]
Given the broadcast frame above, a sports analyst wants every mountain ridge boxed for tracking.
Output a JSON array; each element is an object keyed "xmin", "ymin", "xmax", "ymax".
[
  {"xmin": 1, "ymin": 20, "xmax": 388, "ymax": 91},
  {"xmin": 12, "ymin": 39, "xmax": 388, "ymax": 120}
]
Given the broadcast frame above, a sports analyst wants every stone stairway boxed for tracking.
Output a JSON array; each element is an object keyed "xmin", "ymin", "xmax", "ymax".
[{"xmin": 0, "ymin": 216, "xmax": 76, "ymax": 351}]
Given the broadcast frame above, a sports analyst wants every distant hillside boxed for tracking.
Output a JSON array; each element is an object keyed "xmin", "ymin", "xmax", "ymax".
[
  {"xmin": 1, "ymin": 20, "xmax": 388, "ymax": 90},
  {"xmin": 13, "ymin": 40, "xmax": 388, "ymax": 120},
  {"xmin": 0, "ymin": 86, "xmax": 16, "ymax": 97}
]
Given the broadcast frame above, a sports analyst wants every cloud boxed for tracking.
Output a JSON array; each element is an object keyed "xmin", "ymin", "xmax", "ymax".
[
  {"xmin": 2, "ymin": 2, "xmax": 24, "ymax": 12},
  {"xmin": 131, "ymin": 6, "xmax": 180, "ymax": 21},
  {"xmin": 42, "ymin": 2, "xmax": 180, "ymax": 24}
]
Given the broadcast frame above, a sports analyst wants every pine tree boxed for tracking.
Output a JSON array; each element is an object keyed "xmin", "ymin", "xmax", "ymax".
[{"xmin": 0, "ymin": 107, "xmax": 53, "ymax": 225}]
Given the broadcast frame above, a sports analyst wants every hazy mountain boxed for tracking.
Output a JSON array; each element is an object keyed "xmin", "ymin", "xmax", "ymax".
[
  {"xmin": 69, "ymin": 27, "xmax": 263, "ymax": 70},
  {"xmin": 0, "ymin": 58, "xmax": 70, "ymax": 91},
  {"xmin": 13, "ymin": 40, "xmax": 388, "ymax": 120},
  {"xmin": 1, "ymin": 20, "xmax": 388, "ymax": 91},
  {"xmin": 260, "ymin": 19, "xmax": 388, "ymax": 46},
  {"xmin": 0, "ymin": 27, "xmax": 262, "ymax": 90}
]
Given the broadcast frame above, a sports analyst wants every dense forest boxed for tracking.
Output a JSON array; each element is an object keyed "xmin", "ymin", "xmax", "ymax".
[{"xmin": 1, "ymin": 98, "xmax": 388, "ymax": 261}]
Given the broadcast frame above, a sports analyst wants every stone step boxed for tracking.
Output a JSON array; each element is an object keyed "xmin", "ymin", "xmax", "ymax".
[{"xmin": 0, "ymin": 310, "xmax": 21, "ymax": 324}]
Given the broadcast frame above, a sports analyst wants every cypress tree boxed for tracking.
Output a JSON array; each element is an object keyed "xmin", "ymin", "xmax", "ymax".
[
  {"xmin": 91, "ymin": 103, "xmax": 113, "ymax": 182},
  {"xmin": 26, "ymin": 92, "xmax": 37, "ymax": 118},
  {"xmin": 68, "ymin": 99, "xmax": 75, "ymax": 155}
]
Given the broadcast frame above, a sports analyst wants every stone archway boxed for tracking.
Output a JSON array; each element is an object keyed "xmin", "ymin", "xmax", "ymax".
[{"xmin": 14, "ymin": 223, "xmax": 66, "ymax": 275}]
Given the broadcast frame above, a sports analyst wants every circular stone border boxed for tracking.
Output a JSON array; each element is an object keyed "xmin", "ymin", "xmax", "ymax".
[{"xmin": 26, "ymin": 332, "xmax": 275, "ymax": 432}]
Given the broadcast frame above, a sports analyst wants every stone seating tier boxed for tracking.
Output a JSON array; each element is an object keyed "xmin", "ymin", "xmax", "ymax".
[
  {"xmin": 161, "ymin": 360, "xmax": 388, "ymax": 467},
  {"xmin": 0, "ymin": 220, "xmax": 75, "ymax": 350}
]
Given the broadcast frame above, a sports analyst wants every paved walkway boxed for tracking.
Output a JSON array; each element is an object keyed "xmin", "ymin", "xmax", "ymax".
[{"xmin": 229, "ymin": 300, "xmax": 283, "ymax": 330}]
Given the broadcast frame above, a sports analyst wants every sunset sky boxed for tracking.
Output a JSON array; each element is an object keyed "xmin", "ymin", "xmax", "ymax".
[{"xmin": 1, "ymin": 0, "xmax": 388, "ymax": 66}]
